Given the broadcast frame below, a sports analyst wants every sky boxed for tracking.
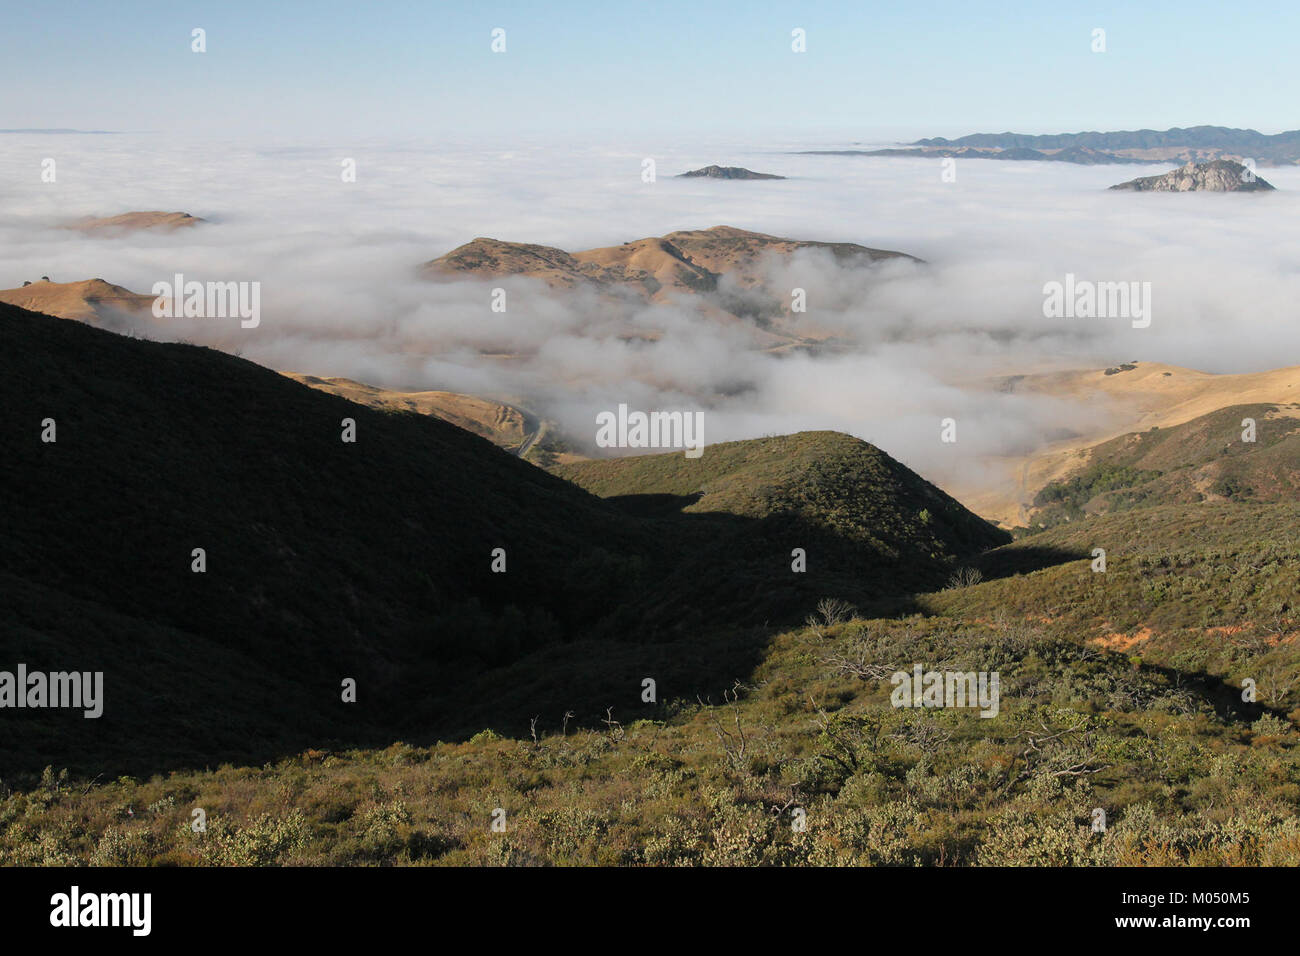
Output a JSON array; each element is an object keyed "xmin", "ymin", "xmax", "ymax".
[{"xmin": 2, "ymin": 0, "xmax": 1299, "ymax": 140}]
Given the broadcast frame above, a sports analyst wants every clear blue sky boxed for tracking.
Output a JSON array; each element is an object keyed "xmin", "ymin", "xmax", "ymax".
[{"xmin": 3, "ymin": 0, "xmax": 1296, "ymax": 140}]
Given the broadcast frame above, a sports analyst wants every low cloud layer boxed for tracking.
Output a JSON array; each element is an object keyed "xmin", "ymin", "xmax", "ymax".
[{"xmin": 4, "ymin": 133, "xmax": 1299, "ymax": 497}]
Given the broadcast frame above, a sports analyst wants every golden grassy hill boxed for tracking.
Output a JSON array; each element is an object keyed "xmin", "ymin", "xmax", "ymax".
[
  {"xmin": 424, "ymin": 225, "xmax": 917, "ymax": 352},
  {"xmin": 65, "ymin": 210, "xmax": 205, "ymax": 234},
  {"xmin": 0, "ymin": 278, "xmax": 156, "ymax": 325},
  {"xmin": 282, "ymin": 373, "xmax": 533, "ymax": 451},
  {"xmin": 571, "ymin": 236, "xmax": 718, "ymax": 298},
  {"xmin": 662, "ymin": 225, "xmax": 913, "ymax": 285},
  {"xmin": 955, "ymin": 361, "xmax": 1300, "ymax": 527},
  {"xmin": 426, "ymin": 225, "xmax": 915, "ymax": 293}
]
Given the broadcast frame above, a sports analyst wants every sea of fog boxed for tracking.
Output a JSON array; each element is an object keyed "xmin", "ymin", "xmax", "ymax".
[{"xmin": 2, "ymin": 132, "xmax": 1298, "ymax": 491}]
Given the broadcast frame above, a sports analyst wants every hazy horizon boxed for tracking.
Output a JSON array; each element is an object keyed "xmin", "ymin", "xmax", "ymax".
[{"xmin": 5, "ymin": 0, "xmax": 1299, "ymax": 138}]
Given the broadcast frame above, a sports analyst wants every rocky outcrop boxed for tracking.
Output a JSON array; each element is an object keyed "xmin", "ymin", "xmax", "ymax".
[
  {"xmin": 677, "ymin": 165, "xmax": 785, "ymax": 180},
  {"xmin": 1109, "ymin": 160, "xmax": 1275, "ymax": 192}
]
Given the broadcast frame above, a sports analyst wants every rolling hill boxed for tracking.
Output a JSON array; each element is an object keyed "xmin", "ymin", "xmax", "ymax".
[
  {"xmin": 65, "ymin": 211, "xmax": 206, "ymax": 234},
  {"xmin": 427, "ymin": 226, "xmax": 915, "ymax": 296},
  {"xmin": 0, "ymin": 278, "xmax": 156, "ymax": 327},
  {"xmin": 554, "ymin": 431, "xmax": 1009, "ymax": 628},
  {"xmin": 1026, "ymin": 403, "xmax": 1300, "ymax": 527},
  {"xmin": 556, "ymin": 431, "xmax": 1006, "ymax": 567},
  {"xmin": 424, "ymin": 225, "xmax": 917, "ymax": 349},
  {"xmin": 954, "ymin": 361, "xmax": 1300, "ymax": 527},
  {"xmin": 0, "ymin": 301, "xmax": 993, "ymax": 776}
]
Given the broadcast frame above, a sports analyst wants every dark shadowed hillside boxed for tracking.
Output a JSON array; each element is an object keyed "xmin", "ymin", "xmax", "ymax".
[
  {"xmin": 557, "ymin": 431, "xmax": 1009, "ymax": 613},
  {"xmin": 0, "ymin": 303, "xmax": 997, "ymax": 776},
  {"xmin": 0, "ymin": 301, "xmax": 663, "ymax": 774}
]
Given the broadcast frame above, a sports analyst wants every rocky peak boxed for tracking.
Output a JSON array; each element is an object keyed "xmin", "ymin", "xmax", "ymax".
[{"xmin": 1109, "ymin": 159, "xmax": 1275, "ymax": 192}]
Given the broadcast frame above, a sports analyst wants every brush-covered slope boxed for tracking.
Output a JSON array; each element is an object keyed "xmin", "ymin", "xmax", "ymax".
[
  {"xmin": 1028, "ymin": 403, "xmax": 1300, "ymax": 527},
  {"xmin": 556, "ymin": 432, "xmax": 1010, "ymax": 607},
  {"xmin": 961, "ymin": 361, "xmax": 1300, "ymax": 527},
  {"xmin": 14, "ymin": 601, "xmax": 1300, "ymax": 867},
  {"xmin": 924, "ymin": 501, "xmax": 1300, "ymax": 723},
  {"xmin": 13, "ymin": 504, "xmax": 1300, "ymax": 866}
]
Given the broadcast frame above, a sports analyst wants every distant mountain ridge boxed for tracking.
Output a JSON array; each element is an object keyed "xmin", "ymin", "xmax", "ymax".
[
  {"xmin": 912, "ymin": 126, "xmax": 1300, "ymax": 165},
  {"xmin": 915, "ymin": 125, "xmax": 1300, "ymax": 151},
  {"xmin": 797, "ymin": 144, "xmax": 1160, "ymax": 165},
  {"xmin": 803, "ymin": 126, "xmax": 1300, "ymax": 166}
]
